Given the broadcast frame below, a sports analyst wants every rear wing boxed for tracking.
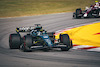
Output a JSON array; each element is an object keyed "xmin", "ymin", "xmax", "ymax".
[{"xmin": 16, "ymin": 26, "xmax": 34, "ymax": 33}]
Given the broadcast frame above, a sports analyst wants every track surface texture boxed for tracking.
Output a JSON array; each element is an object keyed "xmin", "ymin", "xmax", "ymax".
[{"xmin": 0, "ymin": 13, "xmax": 100, "ymax": 67}]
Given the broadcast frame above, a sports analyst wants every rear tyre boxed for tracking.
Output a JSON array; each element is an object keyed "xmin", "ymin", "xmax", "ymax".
[
  {"xmin": 47, "ymin": 32, "xmax": 55, "ymax": 43},
  {"xmin": 74, "ymin": 8, "xmax": 82, "ymax": 19},
  {"xmin": 22, "ymin": 35, "xmax": 33, "ymax": 52},
  {"xmin": 9, "ymin": 34, "xmax": 21, "ymax": 49},
  {"xmin": 60, "ymin": 34, "xmax": 71, "ymax": 51},
  {"xmin": 59, "ymin": 34, "xmax": 63, "ymax": 43}
]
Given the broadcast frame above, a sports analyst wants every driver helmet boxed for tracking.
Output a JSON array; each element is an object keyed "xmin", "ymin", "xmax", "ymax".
[
  {"xmin": 35, "ymin": 26, "xmax": 42, "ymax": 30},
  {"xmin": 95, "ymin": 1, "xmax": 98, "ymax": 3},
  {"xmin": 34, "ymin": 24, "xmax": 42, "ymax": 31}
]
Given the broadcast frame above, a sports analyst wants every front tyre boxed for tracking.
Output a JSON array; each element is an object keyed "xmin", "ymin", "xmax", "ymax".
[
  {"xmin": 74, "ymin": 8, "xmax": 82, "ymax": 19},
  {"xmin": 21, "ymin": 35, "xmax": 33, "ymax": 52},
  {"xmin": 9, "ymin": 34, "xmax": 21, "ymax": 49}
]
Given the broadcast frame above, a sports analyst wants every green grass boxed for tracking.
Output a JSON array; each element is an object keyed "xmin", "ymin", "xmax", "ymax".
[{"xmin": 0, "ymin": 0, "xmax": 99, "ymax": 18}]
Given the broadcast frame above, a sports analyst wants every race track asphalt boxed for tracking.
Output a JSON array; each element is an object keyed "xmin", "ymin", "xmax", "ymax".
[{"xmin": 0, "ymin": 13, "xmax": 100, "ymax": 67}]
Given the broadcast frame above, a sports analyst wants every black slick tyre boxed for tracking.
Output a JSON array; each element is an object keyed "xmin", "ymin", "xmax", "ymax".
[
  {"xmin": 22, "ymin": 35, "xmax": 33, "ymax": 52},
  {"xmin": 9, "ymin": 34, "xmax": 21, "ymax": 49},
  {"xmin": 60, "ymin": 34, "xmax": 70, "ymax": 51},
  {"xmin": 75, "ymin": 8, "xmax": 82, "ymax": 19}
]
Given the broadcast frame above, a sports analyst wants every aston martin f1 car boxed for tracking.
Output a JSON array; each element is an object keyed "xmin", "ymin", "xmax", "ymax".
[
  {"xmin": 73, "ymin": 6, "xmax": 100, "ymax": 19},
  {"xmin": 9, "ymin": 24, "xmax": 73, "ymax": 52}
]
